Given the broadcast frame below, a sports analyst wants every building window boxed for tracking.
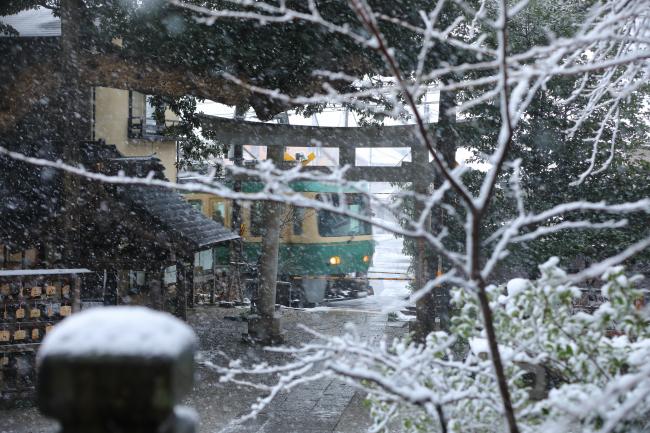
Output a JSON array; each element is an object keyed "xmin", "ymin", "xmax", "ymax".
[
  {"xmin": 164, "ymin": 266, "xmax": 177, "ymax": 286},
  {"xmin": 145, "ymin": 95, "xmax": 159, "ymax": 126},
  {"xmin": 127, "ymin": 92, "xmax": 178, "ymax": 139},
  {"xmin": 128, "ymin": 270, "xmax": 146, "ymax": 294}
]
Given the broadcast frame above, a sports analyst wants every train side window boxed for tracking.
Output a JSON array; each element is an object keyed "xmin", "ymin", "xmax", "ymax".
[
  {"xmin": 188, "ymin": 200, "xmax": 202, "ymax": 212},
  {"xmin": 212, "ymin": 201, "xmax": 228, "ymax": 226},
  {"xmin": 250, "ymin": 201, "xmax": 264, "ymax": 236},
  {"xmin": 292, "ymin": 207, "xmax": 305, "ymax": 235}
]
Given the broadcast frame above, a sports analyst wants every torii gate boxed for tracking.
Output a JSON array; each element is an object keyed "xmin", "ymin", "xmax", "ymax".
[{"xmin": 200, "ymin": 113, "xmax": 462, "ymax": 341}]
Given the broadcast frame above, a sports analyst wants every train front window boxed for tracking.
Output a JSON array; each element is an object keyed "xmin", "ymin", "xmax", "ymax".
[
  {"xmin": 317, "ymin": 193, "xmax": 371, "ymax": 237},
  {"xmin": 188, "ymin": 200, "xmax": 203, "ymax": 212}
]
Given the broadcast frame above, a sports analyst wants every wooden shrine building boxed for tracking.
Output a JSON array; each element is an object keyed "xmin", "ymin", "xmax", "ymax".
[{"xmin": 0, "ymin": 140, "xmax": 238, "ymax": 403}]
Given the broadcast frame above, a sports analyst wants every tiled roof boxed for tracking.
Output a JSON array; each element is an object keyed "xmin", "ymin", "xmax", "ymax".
[
  {"xmin": 91, "ymin": 144, "xmax": 240, "ymax": 251},
  {"xmin": 0, "ymin": 8, "xmax": 61, "ymax": 37},
  {"xmin": 123, "ymin": 184, "xmax": 239, "ymax": 250},
  {"xmin": 0, "ymin": 141, "xmax": 238, "ymax": 252}
]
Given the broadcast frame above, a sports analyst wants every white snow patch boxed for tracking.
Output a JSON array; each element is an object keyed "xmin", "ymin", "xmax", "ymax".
[
  {"xmin": 469, "ymin": 337, "xmax": 515, "ymax": 360},
  {"xmin": 469, "ymin": 337, "xmax": 489, "ymax": 356},
  {"xmin": 38, "ymin": 306, "xmax": 197, "ymax": 361},
  {"xmin": 507, "ymin": 278, "xmax": 529, "ymax": 297},
  {"xmin": 174, "ymin": 405, "xmax": 200, "ymax": 426}
]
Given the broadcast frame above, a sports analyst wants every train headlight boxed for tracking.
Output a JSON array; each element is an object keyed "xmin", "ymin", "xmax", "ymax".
[
  {"xmin": 329, "ymin": 256, "xmax": 341, "ymax": 265},
  {"xmin": 362, "ymin": 255, "xmax": 370, "ymax": 264}
]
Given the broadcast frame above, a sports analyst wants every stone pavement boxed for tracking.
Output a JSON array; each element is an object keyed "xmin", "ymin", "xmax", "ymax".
[
  {"xmin": 0, "ymin": 305, "xmax": 408, "ymax": 433},
  {"xmin": 191, "ymin": 306, "xmax": 406, "ymax": 433}
]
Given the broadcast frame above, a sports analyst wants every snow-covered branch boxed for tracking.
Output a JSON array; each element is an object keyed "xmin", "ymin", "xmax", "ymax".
[{"xmin": 7, "ymin": 0, "xmax": 650, "ymax": 430}]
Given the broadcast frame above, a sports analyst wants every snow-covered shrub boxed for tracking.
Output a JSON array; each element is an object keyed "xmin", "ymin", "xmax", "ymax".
[{"xmin": 419, "ymin": 258, "xmax": 650, "ymax": 433}]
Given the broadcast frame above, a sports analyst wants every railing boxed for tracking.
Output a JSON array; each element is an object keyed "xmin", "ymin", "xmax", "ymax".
[{"xmin": 128, "ymin": 117, "xmax": 181, "ymax": 140}]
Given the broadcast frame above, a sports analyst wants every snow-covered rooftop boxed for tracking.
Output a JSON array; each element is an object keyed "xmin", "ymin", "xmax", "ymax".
[
  {"xmin": 38, "ymin": 306, "xmax": 198, "ymax": 361},
  {"xmin": 0, "ymin": 7, "xmax": 61, "ymax": 37}
]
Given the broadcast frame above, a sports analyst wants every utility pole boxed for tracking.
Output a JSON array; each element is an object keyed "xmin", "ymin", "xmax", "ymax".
[
  {"xmin": 339, "ymin": 106, "xmax": 356, "ymax": 166},
  {"xmin": 431, "ymin": 89, "xmax": 457, "ymax": 332}
]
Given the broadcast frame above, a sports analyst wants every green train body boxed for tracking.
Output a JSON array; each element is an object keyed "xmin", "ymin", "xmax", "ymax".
[
  {"xmin": 185, "ymin": 181, "xmax": 375, "ymax": 303},
  {"xmin": 242, "ymin": 240, "xmax": 374, "ymax": 276}
]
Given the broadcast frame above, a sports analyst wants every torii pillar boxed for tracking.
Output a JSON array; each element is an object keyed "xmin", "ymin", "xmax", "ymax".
[{"xmin": 411, "ymin": 142, "xmax": 436, "ymax": 341}]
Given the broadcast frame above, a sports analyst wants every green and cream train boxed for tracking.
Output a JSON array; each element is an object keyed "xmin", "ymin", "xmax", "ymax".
[{"xmin": 185, "ymin": 181, "xmax": 375, "ymax": 305}]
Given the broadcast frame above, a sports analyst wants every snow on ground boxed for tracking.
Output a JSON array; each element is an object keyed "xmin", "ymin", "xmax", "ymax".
[{"xmin": 327, "ymin": 233, "xmax": 412, "ymax": 312}]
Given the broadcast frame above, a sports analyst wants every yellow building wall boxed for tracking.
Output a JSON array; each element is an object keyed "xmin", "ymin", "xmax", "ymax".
[{"xmin": 93, "ymin": 87, "xmax": 178, "ymax": 181}]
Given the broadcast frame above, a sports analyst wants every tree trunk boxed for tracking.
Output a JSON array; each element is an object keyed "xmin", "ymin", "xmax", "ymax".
[
  {"xmin": 257, "ymin": 200, "xmax": 283, "ymax": 319},
  {"xmin": 431, "ymin": 89, "xmax": 457, "ymax": 332},
  {"xmin": 247, "ymin": 144, "xmax": 284, "ymax": 343},
  {"xmin": 256, "ymin": 143, "xmax": 284, "ymax": 322}
]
